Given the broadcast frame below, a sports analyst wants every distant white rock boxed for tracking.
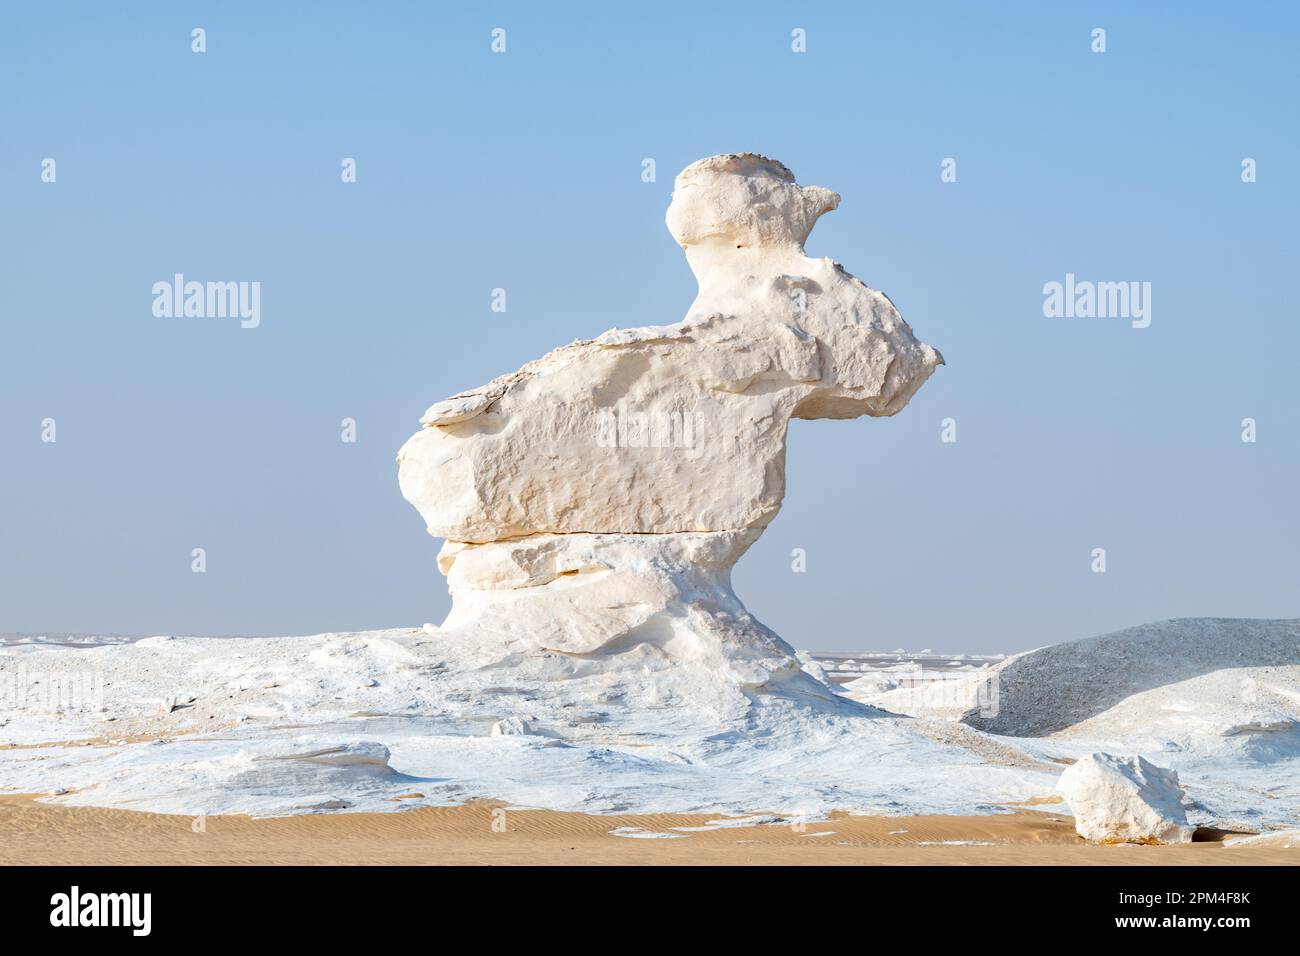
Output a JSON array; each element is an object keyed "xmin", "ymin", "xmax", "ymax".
[
  {"xmin": 795, "ymin": 650, "xmax": 835, "ymax": 689},
  {"xmin": 841, "ymin": 673, "xmax": 899, "ymax": 696},
  {"xmin": 490, "ymin": 716, "xmax": 531, "ymax": 737},
  {"xmin": 1056, "ymin": 753, "xmax": 1195, "ymax": 845}
]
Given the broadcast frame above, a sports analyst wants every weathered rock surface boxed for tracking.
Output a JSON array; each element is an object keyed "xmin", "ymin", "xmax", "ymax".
[
  {"xmin": 1057, "ymin": 753, "xmax": 1195, "ymax": 844},
  {"xmin": 436, "ymin": 529, "xmax": 805, "ymax": 684},
  {"xmin": 956, "ymin": 618, "xmax": 1300, "ymax": 737},
  {"xmin": 397, "ymin": 154, "xmax": 941, "ymax": 669}
]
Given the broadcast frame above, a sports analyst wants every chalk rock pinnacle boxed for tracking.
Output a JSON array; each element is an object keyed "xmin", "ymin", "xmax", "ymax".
[{"xmin": 398, "ymin": 154, "xmax": 941, "ymax": 679}]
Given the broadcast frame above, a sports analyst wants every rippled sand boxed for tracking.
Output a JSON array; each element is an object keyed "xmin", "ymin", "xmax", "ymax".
[{"xmin": 1, "ymin": 796, "xmax": 1289, "ymax": 866}]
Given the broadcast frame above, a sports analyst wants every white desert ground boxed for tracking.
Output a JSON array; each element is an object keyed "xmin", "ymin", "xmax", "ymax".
[{"xmin": 1, "ymin": 618, "xmax": 1297, "ymax": 865}]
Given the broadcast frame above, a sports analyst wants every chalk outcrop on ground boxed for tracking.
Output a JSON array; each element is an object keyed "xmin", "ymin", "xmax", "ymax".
[
  {"xmin": 861, "ymin": 619, "xmax": 1300, "ymax": 737},
  {"xmin": 960, "ymin": 618, "xmax": 1300, "ymax": 738},
  {"xmin": 1057, "ymin": 753, "xmax": 1195, "ymax": 844},
  {"xmin": 397, "ymin": 154, "xmax": 941, "ymax": 677}
]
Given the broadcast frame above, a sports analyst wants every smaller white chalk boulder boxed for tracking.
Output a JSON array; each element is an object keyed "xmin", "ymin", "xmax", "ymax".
[
  {"xmin": 491, "ymin": 716, "xmax": 531, "ymax": 737},
  {"xmin": 1057, "ymin": 753, "xmax": 1194, "ymax": 844}
]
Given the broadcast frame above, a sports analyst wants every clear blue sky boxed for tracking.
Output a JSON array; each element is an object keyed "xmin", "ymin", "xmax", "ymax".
[{"xmin": 2, "ymin": 3, "xmax": 1296, "ymax": 652}]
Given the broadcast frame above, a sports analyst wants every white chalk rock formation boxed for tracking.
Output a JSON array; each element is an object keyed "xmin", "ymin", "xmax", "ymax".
[
  {"xmin": 398, "ymin": 154, "xmax": 941, "ymax": 676},
  {"xmin": 1057, "ymin": 753, "xmax": 1195, "ymax": 844}
]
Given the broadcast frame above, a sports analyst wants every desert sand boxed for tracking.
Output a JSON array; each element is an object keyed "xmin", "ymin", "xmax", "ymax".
[{"xmin": 1, "ymin": 795, "xmax": 1291, "ymax": 866}]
